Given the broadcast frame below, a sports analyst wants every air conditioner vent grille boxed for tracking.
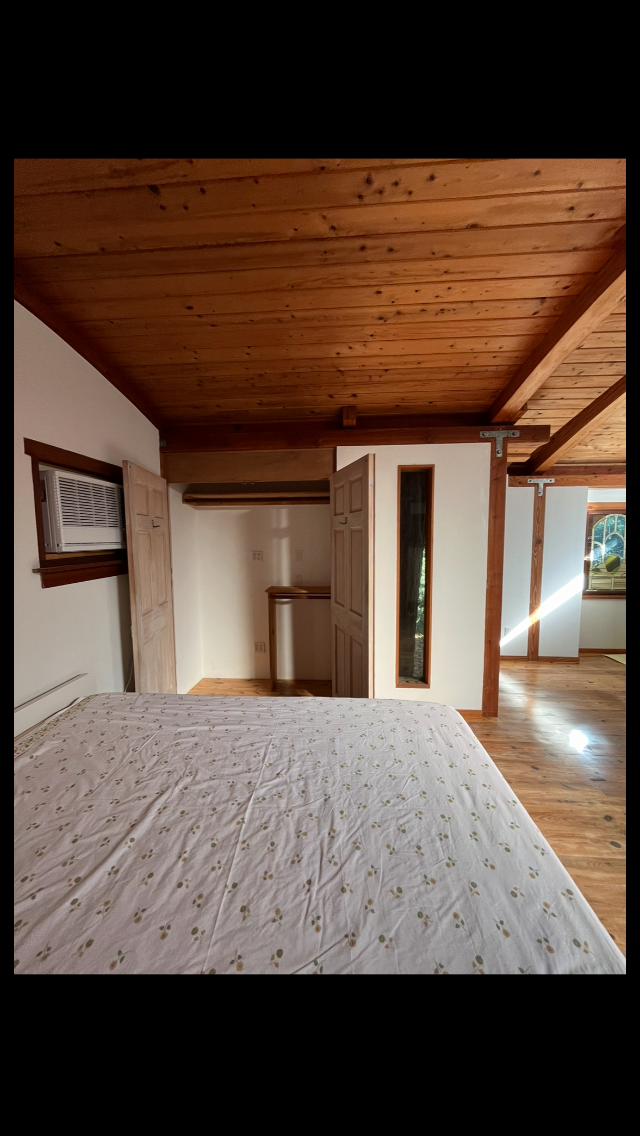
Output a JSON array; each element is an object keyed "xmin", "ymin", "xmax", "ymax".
[{"xmin": 58, "ymin": 477, "xmax": 121, "ymax": 528}]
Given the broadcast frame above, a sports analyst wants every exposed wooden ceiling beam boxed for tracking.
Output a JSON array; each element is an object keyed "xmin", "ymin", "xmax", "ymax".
[
  {"xmin": 161, "ymin": 418, "xmax": 550, "ymax": 453},
  {"xmin": 14, "ymin": 274, "xmax": 162, "ymax": 428},
  {"xmin": 510, "ymin": 378, "xmax": 626, "ymax": 474},
  {"xmin": 489, "ymin": 238, "xmax": 626, "ymax": 423},
  {"xmin": 508, "ymin": 463, "xmax": 626, "ymax": 487}
]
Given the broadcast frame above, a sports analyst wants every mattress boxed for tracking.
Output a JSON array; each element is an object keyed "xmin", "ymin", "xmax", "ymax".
[{"xmin": 14, "ymin": 693, "xmax": 625, "ymax": 975}]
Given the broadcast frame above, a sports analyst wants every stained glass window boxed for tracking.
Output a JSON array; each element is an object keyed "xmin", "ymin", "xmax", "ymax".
[{"xmin": 585, "ymin": 508, "xmax": 626, "ymax": 594}]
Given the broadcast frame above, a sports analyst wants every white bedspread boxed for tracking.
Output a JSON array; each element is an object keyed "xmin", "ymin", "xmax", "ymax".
[{"xmin": 14, "ymin": 694, "xmax": 625, "ymax": 975}]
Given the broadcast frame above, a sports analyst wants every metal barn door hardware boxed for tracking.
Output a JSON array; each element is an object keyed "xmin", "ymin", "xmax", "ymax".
[
  {"xmin": 479, "ymin": 429, "xmax": 520, "ymax": 457},
  {"xmin": 527, "ymin": 478, "xmax": 555, "ymax": 496}
]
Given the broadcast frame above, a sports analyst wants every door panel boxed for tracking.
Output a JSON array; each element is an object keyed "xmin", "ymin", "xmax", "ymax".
[
  {"xmin": 350, "ymin": 638, "xmax": 364, "ymax": 698},
  {"xmin": 123, "ymin": 461, "xmax": 177, "ymax": 694},
  {"xmin": 151, "ymin": 529, "xmax": 169, "ymax": 607},
  {"xmin": 349, "ymin": 475, "xmax": 363, "ymax": 513},
  {"xmin": 350, "ymin": 528, "xmax": 363, "ymax": 616},
  {"xmin": 134, "ymin": 481, "xmax": 149, "ymax": 515},
  {"xmin": 151, "ymin": 486, "xmax": 165, "ymax": 519},
  {"xmin": 334, "ymin": 528, "xmax": 345, "ymax": 608},
  {"xmin": 137, "ymin": 531, "xmax": 153, "ymax": 614},
  {"xmin": 335, "ymin": 624, "xmax": 346, "ymax": 696},
  {"xmin": 330, "ymin": 454, "xmax": 374, "ymax": 698}
]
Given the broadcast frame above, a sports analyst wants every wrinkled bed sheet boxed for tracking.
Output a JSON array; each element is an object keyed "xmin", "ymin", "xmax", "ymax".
[{"xmin": 14, "ymin": 694, "xmax": 625, "ymax": 975}]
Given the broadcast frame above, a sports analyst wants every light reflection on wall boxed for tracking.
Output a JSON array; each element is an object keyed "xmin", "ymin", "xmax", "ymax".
[{"xmin": 499, "ymin": 573, "xmax": 584, "ymax": 648}]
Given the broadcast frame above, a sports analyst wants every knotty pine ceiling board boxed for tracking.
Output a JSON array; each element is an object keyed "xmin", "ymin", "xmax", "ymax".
[{"xmin": 14, "ymin": 158, "xmax": 626, "ymax": 462}]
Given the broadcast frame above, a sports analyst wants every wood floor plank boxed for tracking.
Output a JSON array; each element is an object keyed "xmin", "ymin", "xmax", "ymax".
[
  {"xmin": 188, "ymin": 677, "xmax": 332, "ymax": 698},
  {"xmin": 469, "ymin": 656, "xmax": 625, "ymax": 954}
]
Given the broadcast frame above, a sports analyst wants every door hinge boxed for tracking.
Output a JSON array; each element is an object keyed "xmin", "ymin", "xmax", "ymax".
[
  {"xmin": 479, "ymin": 429, "xmax": 520, "ymax": 457},
  {"xmin": 527, "ymin": 477, "xmax": 555, "ymax": 496}
]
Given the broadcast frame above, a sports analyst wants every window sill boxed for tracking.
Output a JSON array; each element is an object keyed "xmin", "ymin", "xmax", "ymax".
[
  {"xmin": 582, "ymin": 592, "xmax": 626, "ymax": 600},
  {"xmin": 33, "ymin": 560, "xmax": 127, "ymax": 588}
]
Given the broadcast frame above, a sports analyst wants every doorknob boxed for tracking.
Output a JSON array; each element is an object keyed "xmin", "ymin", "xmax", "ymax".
[
  {"xmin": 152, "ymin": 519, "xmax": 161, "ymax": 527},
  {"xmin": 338, "ymin": 518, "xmax": 348, "ymax": 524}
]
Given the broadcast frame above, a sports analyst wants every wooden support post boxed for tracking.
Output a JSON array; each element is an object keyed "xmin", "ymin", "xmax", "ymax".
[
  {"xmin": 528, "ymin": 488, "xmax": 547, "ymax": 660},
  {"xmin": 482, "ymin": 445, "xmax": 508, "ymax": 717}
]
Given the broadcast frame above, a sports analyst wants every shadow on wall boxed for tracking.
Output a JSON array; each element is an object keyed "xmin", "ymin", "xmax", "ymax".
[
  {"xmin": 116, "ymin": 574, "xmax": 134, "ymax": 691},
  {"xmin": 199, "ymin": 504, "xmax": 331, "ymax": 681}
]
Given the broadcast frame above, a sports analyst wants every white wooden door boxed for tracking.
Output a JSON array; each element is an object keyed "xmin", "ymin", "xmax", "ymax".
[
  {"xmin": 330, "ymin": 454, "xmax": 375, "ymax": 697},
  {"xmin": 122, "ymin": 461, "xmax": 177, "ymax": 694}
]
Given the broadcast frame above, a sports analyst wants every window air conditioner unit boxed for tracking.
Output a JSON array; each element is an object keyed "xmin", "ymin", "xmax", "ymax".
[{"xmin": 40, "ymin": 468, "xmax": 126, "ymax": 553}]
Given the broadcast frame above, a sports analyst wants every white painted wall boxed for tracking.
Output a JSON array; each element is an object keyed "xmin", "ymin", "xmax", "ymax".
[
  {"xmin": 538, "ymin": 486, "xmax": 588, "ymax": 658},
  {"xmin": 501, "ymin": 486, "xmax": 534, "ymax": 656},
  {"xmin": 177, "ymin": 504, "xmax": 331, "ymax": 682},
  {"xmin": 168, "ymin": 486, "xmax": 203, "ymax": 693},
  {"xmin": 587, "ymin": 488, "xmax": 626, "ymax": 503},
  {"xmin": 580, "ymin": 486, "xmax": 626, "ymax": 649},
  {"xmin": 579, "ymin": 600, "xmax": 626, "ymax": 649},
  {"xmin": 338, "ymin": 444, "xmax": 490, "ymax": 710},
  {"xmin": 14, "ymin": 302, "xmax": 159, "ymax": 707}
]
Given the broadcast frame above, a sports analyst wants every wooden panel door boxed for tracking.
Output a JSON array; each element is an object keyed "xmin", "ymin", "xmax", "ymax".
[
  {"xmin": 330, "ymin": 454, "xmax": 375, "ymax": 697},
  {"xmin": 122, "ymin": 461, "xmax": 177, "ymax": 694}
]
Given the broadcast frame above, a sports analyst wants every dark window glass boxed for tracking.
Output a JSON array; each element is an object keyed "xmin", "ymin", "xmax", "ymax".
[{"xmin": 398, "ymin": 469, "xmax": 432, "ymax": 684}]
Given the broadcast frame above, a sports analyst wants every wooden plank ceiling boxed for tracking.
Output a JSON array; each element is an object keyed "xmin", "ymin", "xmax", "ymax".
[{"xmin": 14, "ymin": 158, "xmax": 626, "ymax": 463}]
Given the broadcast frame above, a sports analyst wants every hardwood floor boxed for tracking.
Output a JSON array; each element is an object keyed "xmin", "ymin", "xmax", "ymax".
[
  {"xmin": 466, "ymin": 655, "xmax": 626, "ymax": 955},
  {"xmin": 189, "ymin": 656, "xmax": 626, "ymax": 955},
  {"xmin": 188, "ymin": 678, "xmax": 332, "ymax": 698}
]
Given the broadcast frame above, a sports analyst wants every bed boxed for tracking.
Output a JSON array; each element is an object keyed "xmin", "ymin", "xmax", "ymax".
[{"xmin": 14, "ymin": 693, "xmax": 625, "ymax": 975}]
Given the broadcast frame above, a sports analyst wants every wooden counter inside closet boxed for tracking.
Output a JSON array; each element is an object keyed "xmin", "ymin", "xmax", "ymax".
[{"xmin": 266, "ymin": 585, "xmax": 331, "ymax": 692}]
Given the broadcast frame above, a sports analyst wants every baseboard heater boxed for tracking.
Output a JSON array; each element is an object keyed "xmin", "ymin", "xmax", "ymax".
[{"xmin": 14, "ymin": 673, "xmax": 96, "ymax": 738}]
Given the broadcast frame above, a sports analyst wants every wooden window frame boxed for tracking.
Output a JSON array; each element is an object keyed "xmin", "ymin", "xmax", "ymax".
[
  {"xmin": 583, "ymin": 502, "xmax": 626, "ymax": 600},
  {"xmin": 24, "ymin": 438, "xmax": 128, "ymax": 588},
  {"xmin": 396, "ymin": 465, "xmax": 434, "ymax": 689}
]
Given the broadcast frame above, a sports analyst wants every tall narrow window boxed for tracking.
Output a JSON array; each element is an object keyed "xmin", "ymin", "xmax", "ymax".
[{"xmin": 397, "ymin": 467, "xmax": 433, "ymax": 686}]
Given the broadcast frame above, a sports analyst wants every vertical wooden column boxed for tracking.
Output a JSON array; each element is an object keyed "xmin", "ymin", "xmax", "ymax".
[
  {"xmin": 527, "ymin": 488, "xmax": 547, "ymax": 660},
  {"xmin": 268, "ymin": 593, "xmax": 278, "ymax": 691},
  {"xmin": 482, "ymin": 446, "xmax": 508, "ymax": 717}
]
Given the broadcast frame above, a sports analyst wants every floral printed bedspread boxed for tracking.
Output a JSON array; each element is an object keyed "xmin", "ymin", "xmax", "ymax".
[{"xmin": 14, "ymin": 694, "xmax": 625, "ymax": 975}]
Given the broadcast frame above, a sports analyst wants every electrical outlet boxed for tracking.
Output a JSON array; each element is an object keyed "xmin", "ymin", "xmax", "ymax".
[
  {"xmin": 255, "ymin": 641, "xmax": 265, "ymax": 653},
  {"xmin": 252, "ymin": 550, "xmax": 263, "ymax": 561},
  {"xmin": 503, "ymin": 627, "xmax": 511, "ymax": 637},
  {"xmin": 294, "ymin": 549, "xmax": 303, "ymax": 561}
]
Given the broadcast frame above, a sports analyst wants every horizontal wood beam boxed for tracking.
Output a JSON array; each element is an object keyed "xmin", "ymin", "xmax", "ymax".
[
  {"xmin": 160, "ymin": 418, "xmax": 550, "ymax": 453},
  {"xmin": 161, "ymin": 448, "xmax": 334, "ymax": 484},
  {"xmin": 14, "ymin": 274, "xmax": 162, "ymax": 428},
  {"xmin": 510, "ymin": 378, "xmax": 626, "ymax": 474},
  {"xmin": 489, "ymin": 239, "xmax": 626, "ymax": 423},
  {"xmin": 508, "ymin": 463, "xmax": 625, "ymax": 487}
]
